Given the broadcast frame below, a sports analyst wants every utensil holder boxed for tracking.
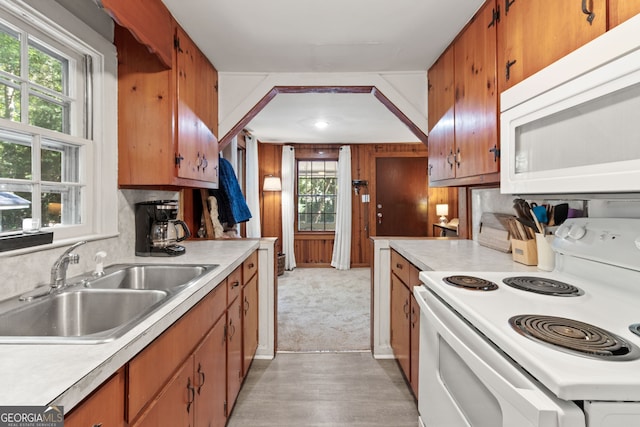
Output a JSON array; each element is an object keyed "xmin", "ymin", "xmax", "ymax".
[
  {"xmin": 535, "ymin": 233, "xmax": 556, "ymax": 271},
  {"xmin": 511, "ymin": 238, "xmax": 538, "ymax": 266}
]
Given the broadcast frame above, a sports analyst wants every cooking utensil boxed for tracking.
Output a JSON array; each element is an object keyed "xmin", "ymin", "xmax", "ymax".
[
  {"xmin": 554, "ymin": 203, "xmax": 569, "ymax": 225},
  {"xmin": 530, "ymin": 208, "xmax": 544, "ymax": 234},
  {"xmin": 532, "ymin": 204, "xmax": 548, "ymax": 224},
  {"xmin": 516, "ymin": 217, "xmax": 537, "ymax": 239}
]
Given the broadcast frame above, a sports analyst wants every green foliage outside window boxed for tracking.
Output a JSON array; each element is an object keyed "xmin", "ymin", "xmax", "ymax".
[
  {"xmin": 297, "ymin": 160, "xmax": 338, "ymax": 231},
  {"xmin": 0, "ymin": 22, "xmax": 71, "ymax": 233}
]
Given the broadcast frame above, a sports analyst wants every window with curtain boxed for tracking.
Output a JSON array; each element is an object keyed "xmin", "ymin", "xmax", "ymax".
[{"xmin": 296, "ymin": 159, "xmax": 338, "ymax": 232}]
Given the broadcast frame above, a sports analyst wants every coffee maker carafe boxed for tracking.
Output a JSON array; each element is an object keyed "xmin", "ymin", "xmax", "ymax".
[{"xmin": 135, "ymin": 200, "xmax": 191, "ymax": 256}]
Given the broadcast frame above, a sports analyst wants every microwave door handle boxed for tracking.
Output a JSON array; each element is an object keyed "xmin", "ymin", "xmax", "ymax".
[{"xmin": 424, "ymin": 296, "xmax": 583, "ymax": 425}]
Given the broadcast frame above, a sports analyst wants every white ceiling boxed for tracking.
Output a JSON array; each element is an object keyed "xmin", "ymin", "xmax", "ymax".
[{"xmin": 161, "ymin": 0, "xmax": 485, "ymax": 143}]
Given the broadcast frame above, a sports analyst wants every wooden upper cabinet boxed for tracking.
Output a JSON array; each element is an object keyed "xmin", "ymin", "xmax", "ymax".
[
  {"xmin": 427, "ymin": 0, "xmax": 499, "ymax": 185},
  {"xmin": 427, "ymin": 46, "xmax": 454, "ymax": 131},
  {"xmin": 453, "ymin": 0, "xmax": 499, "ymax": 179},
  {"xmin": 175, "ymin": 27, "xmax": 219, "ymax": 183},
  {"xmin": 497, "ymin": 0, "xmax": 607, "ymax": 92},
  {"xmin": 116, "ymin": 21, "xmax": 219, "ymax": 188},
  {"xmin": 608, "ymin": 0, "xmax": 640, "ymax": 28},
  {"xmin": 101, "ymin": 0, "xmax": 173, "ymax": 68},
  {"xmin": 427, "ymin": 48, "xmax": 455, "ymax": 182},
  {"xmin": 196, "ymin": 48, "xmax": 219, "ymax": 138}
]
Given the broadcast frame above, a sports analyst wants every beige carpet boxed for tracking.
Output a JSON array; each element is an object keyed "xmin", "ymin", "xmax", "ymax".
[{"xmin": 277, "ymin": 267, "xmax": 370, "ymax": 352}]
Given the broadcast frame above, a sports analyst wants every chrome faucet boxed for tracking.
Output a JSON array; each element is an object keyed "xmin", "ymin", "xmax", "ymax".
[{"xmin": 50, "ymin": 241, "xmax": 87, "ymax": 290}]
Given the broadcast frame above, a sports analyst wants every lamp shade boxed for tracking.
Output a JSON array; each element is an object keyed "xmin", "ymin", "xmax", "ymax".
[
  {"xmin": 436, "ymin": 204, "xmax": 449, "ymax": 216},
  {"xmin": 263, "ymin": 175, "xmax": 282, "ymax": 191}
]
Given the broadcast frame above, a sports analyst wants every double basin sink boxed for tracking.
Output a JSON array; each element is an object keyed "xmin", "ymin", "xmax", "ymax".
[{"xmin": 0, "ymin": 264, "xmax": 218, "ymax": 344}]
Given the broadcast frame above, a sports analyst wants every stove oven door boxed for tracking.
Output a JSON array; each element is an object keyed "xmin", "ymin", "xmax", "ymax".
[{"xmin": 414, "ymin": 286, "xmax": 585, "ymax": 427}]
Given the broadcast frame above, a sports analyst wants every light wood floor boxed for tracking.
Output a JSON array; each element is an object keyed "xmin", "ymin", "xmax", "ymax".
[{"xmin": 227, "ymin": 352, "xmax": 419, "ymax": 427}]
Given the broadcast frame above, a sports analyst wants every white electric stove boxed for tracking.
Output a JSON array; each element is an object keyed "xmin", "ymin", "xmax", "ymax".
[{"xmin": 415, "ymin": 218, "xmax": 640, "ymax": 427}]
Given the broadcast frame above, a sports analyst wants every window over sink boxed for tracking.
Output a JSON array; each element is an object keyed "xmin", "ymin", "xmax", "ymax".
[{"xmin": 0, "ymin": 1, "xmax": 117, "ymax": 249}]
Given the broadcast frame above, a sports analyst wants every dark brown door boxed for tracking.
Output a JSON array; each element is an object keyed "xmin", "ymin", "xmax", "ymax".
[{"xmin": 375, "ymin": 157, "xmax": 428, "ymax": 236}]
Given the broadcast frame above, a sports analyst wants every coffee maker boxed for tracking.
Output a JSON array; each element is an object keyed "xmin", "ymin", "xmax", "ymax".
[{"xmin": 135, "ymin": 200, "xmax": 191, "ymax": 256}]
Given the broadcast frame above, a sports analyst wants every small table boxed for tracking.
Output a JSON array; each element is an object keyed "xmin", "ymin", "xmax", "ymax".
[{"xmin": 433, "ymin": 223, "xmax": 458, "ymax": 237}]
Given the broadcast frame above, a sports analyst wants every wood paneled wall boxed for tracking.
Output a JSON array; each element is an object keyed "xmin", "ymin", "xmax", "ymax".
[{"xmin": 258, "ymin": 142, "xmax": 459, "ymax": 267}]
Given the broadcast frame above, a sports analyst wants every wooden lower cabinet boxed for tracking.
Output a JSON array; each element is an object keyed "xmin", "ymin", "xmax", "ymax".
[
  {"xmin": 64, "ymin": 369, "xmax": 125, "ymax": 427},
  {"xmin": 227, "ymin": 295, "xmax": 243, "ymax": 415},
  {"xmin": 133, "ymin": 359, "xmax": 193, "ymax": 427},
  {"xmin": 242, "ymin": 273, "xmax": 259, "ymax": 378},
  {"xmin": 194, "ymin": 318, "xmax": 227, "ymax": 427},
  {"xmin": 390, "ymin": 250, "xmax": 420, "ymax": 398},
  {"xmin": 410, "ymin": 294, "xmax": 420, "ymax": 398},
  {"xmin": 390, "ymin": 274, "xmax": 411, "ymax": 378}
]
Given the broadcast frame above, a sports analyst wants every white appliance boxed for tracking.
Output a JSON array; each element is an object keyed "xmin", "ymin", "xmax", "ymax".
[
  {"xmin": 500, "ymin": 14, "xmax": 640, "ymax": 195},
  {"xmin": 415, "ymin": 218, "xmax": 640, "ymax": 427}
]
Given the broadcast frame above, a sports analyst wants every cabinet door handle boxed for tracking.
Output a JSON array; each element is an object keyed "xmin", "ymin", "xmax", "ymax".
[
  {"xmin": 489, "ymin": 145, "xmax": 501, "ymax": 162},
  {"xmin": 244, "ymin": 296, "xmax": 250, "ymax": 314},
  {"xmin": 396, "ymin": 263, "xmax": 403, "ymax": 270},
  {"xmin": 403, "ymin": 300, "xmax": 410, "ymax": 317},
  {"xmin": 446, "ymin": 149, "xmax": 454, "ymax": 170},
  {"xmin": 455, "ymin": 148, "xmax": 461, "ymax": 168},
  {"xmin": 196, "ymin": 363, "xmax": 206, "ymax": 395},
  {"xmin": 487, "ymin": 6, "xmax": 500, "ymax": 28},
  {"xmin": 231, "ymin": 280, "xmax": 240, "ymax": 288},
  {"xmin": 505, "ymin": 59, "xmax": 517, "ymax": 81},
  {"xmin": 505, "ymin": 0, "xmax": 515, "ymax": 15},
  {"xmin": 248, "ymin": 262, "xmax": 255, "ymax": 268},
  {"xmin": 186, "ymin": 377, "xmax": 195, "ymax": 414},
  {"xmin": 581, "ymin": 0, "xmax": 595, "ymax": 25}
]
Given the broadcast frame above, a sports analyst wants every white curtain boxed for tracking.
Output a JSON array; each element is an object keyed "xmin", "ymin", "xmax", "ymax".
[
  {"xmin": 245, "ymin": 134, "xmax": 261, "ymax": 238},
  {"xmin": 331, "ymin": 146, "xmax": 352, "ymax": 270},
  {"xmin": 282, "ymin": 146, "xmax": 297, "ymax": 270}
]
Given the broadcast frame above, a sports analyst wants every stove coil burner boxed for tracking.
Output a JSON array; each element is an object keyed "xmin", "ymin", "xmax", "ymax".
[
  {"xmin": 510, "ymin": 315, "xmax": 639, "ymax": 360},
  {"xmin": 502, "ymin": 276, "xmax": 583, "ymax": 296},
  {"xmin": 443, "ymin": 275, "xmax": 498, "ymax": 291}
]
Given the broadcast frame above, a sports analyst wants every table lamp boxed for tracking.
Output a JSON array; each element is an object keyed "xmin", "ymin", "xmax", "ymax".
[{"xmin": 436, "ymin": 204, "xmax": 449, "ymax": 225}]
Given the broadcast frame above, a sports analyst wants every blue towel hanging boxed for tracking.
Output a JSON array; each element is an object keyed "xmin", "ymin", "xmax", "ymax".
[{"xmin": 209, "ymin": 157, "xmax": 252, "ymax": 225}]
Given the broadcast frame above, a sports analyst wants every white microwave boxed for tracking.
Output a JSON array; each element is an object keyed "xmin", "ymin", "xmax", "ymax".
[{"xmin": 500, "ymin": 14, "xmax": 640, "ymax": 195}]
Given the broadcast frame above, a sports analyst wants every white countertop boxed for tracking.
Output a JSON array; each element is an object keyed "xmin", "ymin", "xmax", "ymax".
[
  {"xmin": 0, "ymin": 239, "xmax": 259, "ymax": 409},
  {"xmin": 389, "ymin": 238, "xmax": 538, "ymax": 273}
]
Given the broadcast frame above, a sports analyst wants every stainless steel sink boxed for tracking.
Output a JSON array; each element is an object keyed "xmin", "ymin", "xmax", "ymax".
[
  {"xmin": 0, "ymin": 289, "xmax": 167, "ymax": 344},
  {"xmin": 0, "ymin": 263, "xmax": 218, "ymax": 344},
  {"xmin": 85, "ymin": 264, "xmax": 217, "ymax": 292}
]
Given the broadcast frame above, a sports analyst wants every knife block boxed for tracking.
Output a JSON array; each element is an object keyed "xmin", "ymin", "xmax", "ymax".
[{"xmin": 511, "ymin": 238, "xmax": 538, "ymax": 266}]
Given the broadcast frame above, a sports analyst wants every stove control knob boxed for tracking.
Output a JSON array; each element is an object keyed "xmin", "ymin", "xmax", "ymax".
[
  {"xmin": 556, "ymin": 224, "xmax": 570, "ymax": 239},
  {"xmin": 568, "ymin": 224, "xmax": 587, "ymax": 240}
]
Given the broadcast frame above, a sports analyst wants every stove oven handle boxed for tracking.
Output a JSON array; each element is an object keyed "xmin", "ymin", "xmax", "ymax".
[{"xmin": 419, "ymin": 290, "xmax": 583, "ymax": 426}]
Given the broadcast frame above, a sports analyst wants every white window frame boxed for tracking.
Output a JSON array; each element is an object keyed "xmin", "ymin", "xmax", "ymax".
[{"xmin": 0, "ymin": 1, "xmax": 117, "ymax": 250}]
